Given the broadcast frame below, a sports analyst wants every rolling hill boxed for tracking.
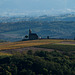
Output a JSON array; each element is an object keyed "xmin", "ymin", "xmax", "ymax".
[
  {"xmin": 1, "ymin": 13, "xmax": 75, "ymax": 41},
  {"xmin": 0, "ymin": 21, "xmax": 75, "ymax": 41}
]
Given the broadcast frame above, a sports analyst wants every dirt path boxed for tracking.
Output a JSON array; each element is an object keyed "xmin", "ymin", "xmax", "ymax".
[
  {"xmin": 59, "ymin": 41, "xmax": 75, "ymax": 44},
  {"xmin": 0, "ymin": 47, "xmax": 54, "ymax": 54}
]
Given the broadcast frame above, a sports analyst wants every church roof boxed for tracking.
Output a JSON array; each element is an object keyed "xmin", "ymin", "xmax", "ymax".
[{"xmin": 30, "ymin": 33, "xmax": 37, "ymax": 35}]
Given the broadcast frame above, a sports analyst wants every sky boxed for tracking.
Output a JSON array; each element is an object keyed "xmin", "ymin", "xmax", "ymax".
[{"xmin": 0, "ymin": 0, "xmax": 75, "ymax": 16}]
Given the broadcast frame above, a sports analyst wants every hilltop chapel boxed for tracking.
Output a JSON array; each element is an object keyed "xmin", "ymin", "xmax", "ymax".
[{"xmin": 29, "ymin": 29, "xmax": 38, "ymax": 40}]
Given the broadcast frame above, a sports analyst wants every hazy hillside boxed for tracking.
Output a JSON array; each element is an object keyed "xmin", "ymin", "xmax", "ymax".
[
  {"xmin": 0, "ymin": 13, "xmax": 75, "ymax": 23},
  {"xmin": 0, "ymin": 21, "xmax": 75, "ymax": 41}
]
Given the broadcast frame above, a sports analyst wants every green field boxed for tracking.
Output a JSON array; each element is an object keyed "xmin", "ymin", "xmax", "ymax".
[{"xmin": 37, "ymin": 43, "xmax": 75, "ymax": 51}]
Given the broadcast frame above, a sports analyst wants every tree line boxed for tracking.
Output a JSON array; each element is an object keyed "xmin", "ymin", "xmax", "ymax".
[{"xmin": 0, "ymin": 50, "xmax": 75, "ymax": 75}]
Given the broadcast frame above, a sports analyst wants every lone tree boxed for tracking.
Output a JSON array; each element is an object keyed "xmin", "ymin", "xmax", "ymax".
[
  {"xmin": 74, "ymin": 37, "xmax": 75, "ymax": 40},
  {"xmin": 25, "ymin": 35, "xmax": 28, "ymax": 39}
]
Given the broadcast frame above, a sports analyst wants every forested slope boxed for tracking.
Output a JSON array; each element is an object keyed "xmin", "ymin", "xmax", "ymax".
[{"xmin": 0, "ymin": 21, "xmax": 75, "ymax": 41}]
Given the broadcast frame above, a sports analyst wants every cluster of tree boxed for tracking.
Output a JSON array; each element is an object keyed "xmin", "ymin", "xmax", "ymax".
[
  {"xmin": 0, "ymin": 39, "xmax": 7, "ymax": 43},
  {"xmin": 0, "ymin": 50, "xmax": 75, "ymax": 75}
]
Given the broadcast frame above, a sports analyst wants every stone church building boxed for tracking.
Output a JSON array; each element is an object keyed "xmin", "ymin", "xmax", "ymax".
[{"xmin": 29, "ymin": 29, "xmax": 38, "ymax": 40}]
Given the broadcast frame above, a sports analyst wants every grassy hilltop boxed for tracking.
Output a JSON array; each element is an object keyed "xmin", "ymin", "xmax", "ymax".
[
  {"xmin": 0, "ymin": 39, "xmax": 75, "ymax": 55},
  {"xmin": 0, "ymin": 39, "xmax": 62, "ymax": 50}
]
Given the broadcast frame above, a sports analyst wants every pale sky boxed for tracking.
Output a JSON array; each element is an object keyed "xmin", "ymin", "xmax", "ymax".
[{"xmin": 0, "ymin": 0, "xmax": 75, "ymax": 16}]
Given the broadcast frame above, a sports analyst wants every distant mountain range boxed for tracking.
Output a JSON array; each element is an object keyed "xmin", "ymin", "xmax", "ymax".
[{"xmin": 0, "ymin": 13, "xmax": 75, "ymax": 41}]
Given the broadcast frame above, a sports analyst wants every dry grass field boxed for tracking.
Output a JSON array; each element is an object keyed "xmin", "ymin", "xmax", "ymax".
[
  {"xmin": 0, "ymin": 39, "xmax": 75, "ymax": 56},
  {"xmin": 0, "ymin": 39, "xmax": 64, "ymax": 50}
]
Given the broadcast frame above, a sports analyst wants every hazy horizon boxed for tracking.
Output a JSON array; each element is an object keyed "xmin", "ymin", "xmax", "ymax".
[{"xmin": 0, "ymin": 0, "xmax": 75, "ymax": 16}]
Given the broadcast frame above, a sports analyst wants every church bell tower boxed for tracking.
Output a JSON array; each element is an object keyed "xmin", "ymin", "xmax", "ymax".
[{"xmin": 29, "ymin": 29, "xmax": 31, "ymax": 34}]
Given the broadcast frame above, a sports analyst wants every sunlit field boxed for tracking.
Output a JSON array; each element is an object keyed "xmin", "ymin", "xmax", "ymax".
[
  {"xmin": 0, "ymin": 39, "xmax": 64, "ymax": 50},
  {"xmin": 0, "ymin": 39, "xmax": 75, "ymax": 56}
]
